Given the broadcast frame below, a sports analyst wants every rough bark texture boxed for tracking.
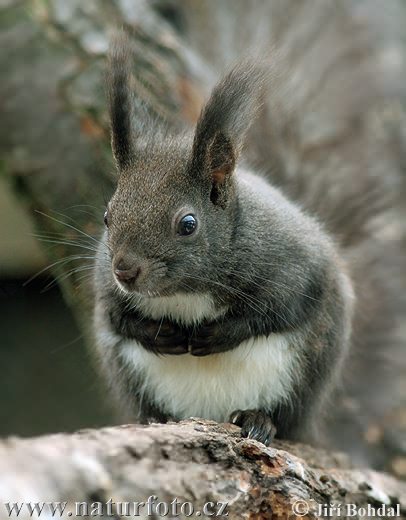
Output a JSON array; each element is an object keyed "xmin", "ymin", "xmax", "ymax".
[{"xmin": 0, "ymin": 419, "xmax": 405, "ymax": 519}]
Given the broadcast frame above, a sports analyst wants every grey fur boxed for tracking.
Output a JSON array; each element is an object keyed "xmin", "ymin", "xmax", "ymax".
[{"xmin": 93, "ymin": 15, "xmax": 405, "ymax": 464}]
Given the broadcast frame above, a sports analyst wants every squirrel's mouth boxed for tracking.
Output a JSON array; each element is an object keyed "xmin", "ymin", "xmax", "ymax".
[
  {"xmin": 112, "ymin": 255, "xmax": 171, "ymax": 295},
  {"xmin": 114, "ymin": 275, "xmax": 178, "ymax": 299}
]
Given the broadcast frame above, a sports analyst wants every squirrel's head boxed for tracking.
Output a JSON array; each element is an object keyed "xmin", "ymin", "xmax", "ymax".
[{"xmin": 105, "ymin": 34, "xmax": 265, "ymax": 297}]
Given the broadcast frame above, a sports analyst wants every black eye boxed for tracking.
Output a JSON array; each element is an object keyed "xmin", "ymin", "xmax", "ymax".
[
  {"xmin": 103, "ymin": 210, "xmax": 109, "ymax": 227},
  {"xmin": 177, "ymin": 214, "xmax": 197, "ymax": 236}
]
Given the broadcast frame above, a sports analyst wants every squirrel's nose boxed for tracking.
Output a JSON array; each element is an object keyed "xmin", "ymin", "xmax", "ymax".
[{"xmin": 114, "ymin": 258, "xmax": 141, "ymax": 283}]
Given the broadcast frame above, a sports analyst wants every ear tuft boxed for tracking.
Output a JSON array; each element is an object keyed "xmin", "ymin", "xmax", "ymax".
[
  {"xmin": 107, "ymin": 31, "xmax": 135, "ymax": 171},
  {"xmin": 191, "ymin": 60, "xmax": 267, "ymax": 206}
]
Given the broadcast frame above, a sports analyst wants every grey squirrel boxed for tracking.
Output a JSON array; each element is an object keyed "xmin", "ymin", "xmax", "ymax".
[{"xmin": 93, "ymin": 27, "xmax": 404, "ymax": 454}]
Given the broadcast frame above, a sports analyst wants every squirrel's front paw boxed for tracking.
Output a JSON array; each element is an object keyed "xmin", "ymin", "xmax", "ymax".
[
  {"xmin": 141, "ymin": 319, "xmax": 188, "ymax": 355},
  {"xmin": 230, "ymin": 409, "xmax": 277, "ymax": 446},
  {"xmin": 188, "ymin": 321, "xmax": 236, "ymax": 356}
]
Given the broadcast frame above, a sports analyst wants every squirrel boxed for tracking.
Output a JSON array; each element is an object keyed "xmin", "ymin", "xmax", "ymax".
[{"xmin": 93, "ymin": 27, "xmax": 404, "ymax": 456}]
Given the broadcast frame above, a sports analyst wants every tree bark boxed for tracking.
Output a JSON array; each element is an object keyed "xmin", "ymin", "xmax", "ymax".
[{"xmin": 0, "ymin": 419, "xmax": 405, "ymax": 519}]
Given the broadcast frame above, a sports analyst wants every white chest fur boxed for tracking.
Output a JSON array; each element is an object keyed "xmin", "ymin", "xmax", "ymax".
[
  {"xmin": 120, "ymin": 332, "xmax": 299, "ymax": 422},
  {"xmin": 96, "ymin": 291, "xmax": 299, "ymax": 422},
  {"xmin": 134, "ymin": 292, "xmax": 225, "ymax": 324}
]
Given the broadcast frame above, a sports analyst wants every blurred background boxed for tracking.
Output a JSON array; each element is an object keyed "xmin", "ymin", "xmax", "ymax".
[
  {"xmin": 0, "ymin": 0, "xmax": 405, "ymax": 478},
  {"xmin": 0, "ymin": 0, "xmax": 214, "ymax": 437},
  {"xmin": 0, "ymin": 180, "xmax": 114, "ymax": 435}
]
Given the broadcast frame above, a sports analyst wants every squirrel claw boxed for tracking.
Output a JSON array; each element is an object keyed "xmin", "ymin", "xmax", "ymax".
[{"xmin": 229, "ymin": 409, "xmax": 277, "ymax": 446}]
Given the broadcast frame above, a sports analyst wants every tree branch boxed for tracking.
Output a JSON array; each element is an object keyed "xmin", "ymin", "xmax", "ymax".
[{"xmin": 0, "ymin": 419, "xmax": 405, "ymax": 519}]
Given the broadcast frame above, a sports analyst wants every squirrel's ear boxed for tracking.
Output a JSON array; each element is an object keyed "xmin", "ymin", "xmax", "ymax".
[
  {"xmin": 191, "ymin": 61, "xmax": 266, "ymax": 207},
  {"xmin": 107, "ymin": 32, "xmax": 135, "ymax": 172}
]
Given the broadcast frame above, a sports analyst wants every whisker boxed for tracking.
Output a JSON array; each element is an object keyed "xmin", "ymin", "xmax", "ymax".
[
  {"xmin": 61, "ymin": 203, "xmax": 103, "ymax": 211},
  {"xmin": 33, "ymin": 236, "xmax": 100, "ymax": 253},
  {"xmin": 182, "ymin": 273, "xmax": 273, "ymax": 321},
  {"xmin": 32, "ymin": 229, "xmax": 102, "ymax": 247},
  {"xmin": 226, "ymin": 269, "xmax": 303, "ymax": 324},
  {"xmin": 68, "ymin": 271, "xmax": 97, "ymax": 285},
  {"xmin": 34, "ymin": 210, "xmax": 101, "ymax": 246},
  {"xmin": 229, "ymin": 267, "xmax": 320, "ymax": 303},
  {"xmin": 51, "ymin": 334, "xmax": 85, "ymax": 354},
  {"xmin": 23, "ymin": 255, "xmax": 95, "ymax": 286},
  {"xmin": 41, "ymin": 264, "xmax": 95, "ymax": 292},
  {"xmin": 154, "ymin": 317, "xmax": 164, "ymax": 340}
]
